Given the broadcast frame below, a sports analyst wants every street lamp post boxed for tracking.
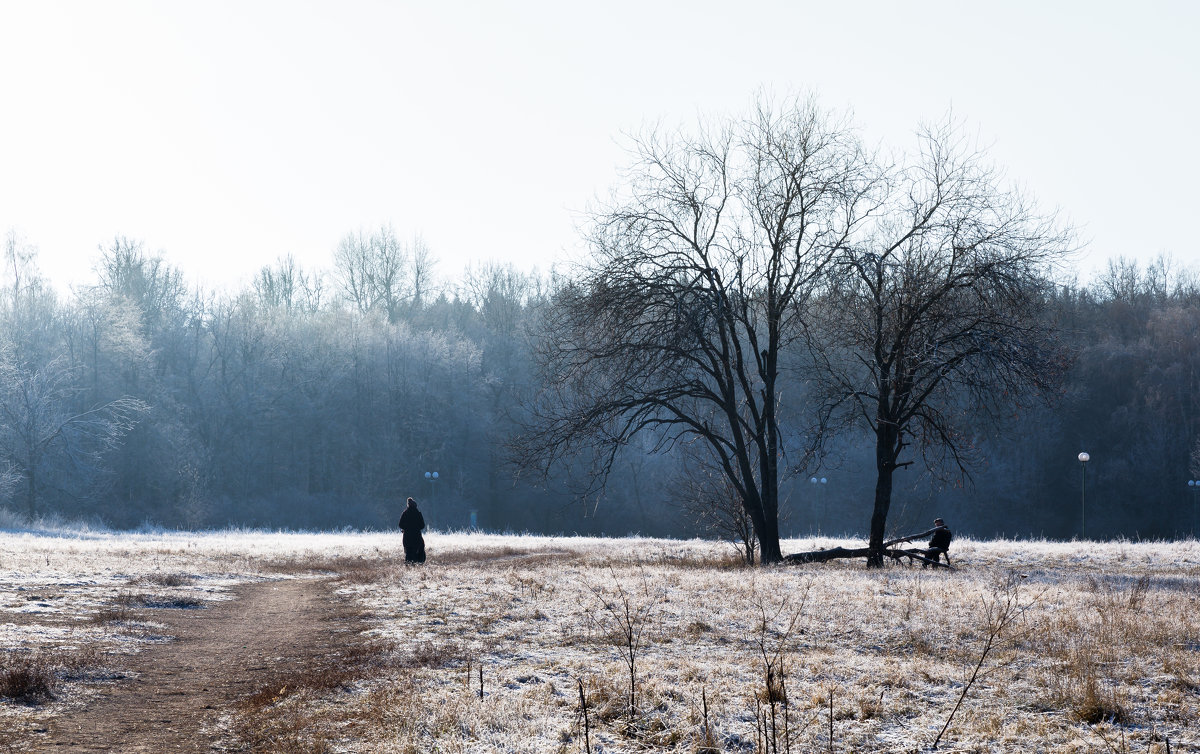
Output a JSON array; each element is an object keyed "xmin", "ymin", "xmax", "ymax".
[
  {"xmin": 424, "ymin": 470, "xmax": 438, "ymax": 506},
  {"xmin": 1077, "ymin": 452, "xmax": 1090, "ymax": 539},
  {"xmin": 1188, "ymin": 480, "xmax": 1199, "ymax": 538},
  {"xmin": 809, "ymin": 476, "xmax": 827, "ymax": 531}
]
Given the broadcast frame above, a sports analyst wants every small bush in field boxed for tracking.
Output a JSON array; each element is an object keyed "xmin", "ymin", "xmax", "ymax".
[
  {"xmin": 0, "ymin": 652, "xmax": 57, "ymax": 704},
  {"xmin": 137, "ymin": 572, "xmax": 195, "ymax": 587},
  {"xmin": 114, "ymin": 591, "xmax": 204, "ymax": 610}
]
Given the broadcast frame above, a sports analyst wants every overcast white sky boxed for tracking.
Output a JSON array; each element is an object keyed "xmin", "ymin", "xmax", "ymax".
[{"xmin": 1, "ymin": 1, "xmax": 1196, "ymax": 294}]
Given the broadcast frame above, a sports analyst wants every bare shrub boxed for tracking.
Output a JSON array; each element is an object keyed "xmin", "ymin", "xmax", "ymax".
[
  {"xmin": 90, "ymin": 603, "xmax": 136, "ymax": 624},
  {"xmin": 113, "ymin": 591, "xmax": 204, "ymax": 609},
  {"xmin": 751, "ymin": 582, "xmax": 813, "ymax": 754},
  {"xmin": 0, "ymin": 651, "xmax": 57, "ymax": 704},
  {"xmin": 584, "ymin": 567, "xmax": 663, "ymax": 726},
  {"xmin": 135, "ymin": 572, "xmax": 195, "ymax": 587}
]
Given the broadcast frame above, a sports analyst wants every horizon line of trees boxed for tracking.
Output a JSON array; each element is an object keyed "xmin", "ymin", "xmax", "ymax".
[{"xmin": 1, "ymin": 228, "xmax": 1197, "ymax": 542}]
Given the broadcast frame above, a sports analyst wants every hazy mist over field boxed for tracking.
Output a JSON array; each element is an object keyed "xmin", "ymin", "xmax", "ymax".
[{"xmin": 0, "ymin": 3, "xmax": 1197, "ymax": 545}]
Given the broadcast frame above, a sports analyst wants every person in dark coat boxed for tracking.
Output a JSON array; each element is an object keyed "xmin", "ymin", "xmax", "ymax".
[
  {"xmin": 924, "ymin": 517, "xmax": 952, "ymax": 565},
  {"xmin": 399, "ymin": 496, "xmax": 426, "ymax": 564}
]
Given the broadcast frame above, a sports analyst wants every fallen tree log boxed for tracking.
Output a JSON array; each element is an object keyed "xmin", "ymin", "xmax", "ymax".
[
  {"xmin": 784, "ymin": 546, "xmax": 870, "ymax": 563},
  {"xmin": 884, "ymin": 526, "xmax": 945, "ymax": 548},
  {"xmin": 892, "ymin": 548, "xmax": 956, "ymax": 569},
  {"xmin": 784, "ymin": 545, "xmax": 955, "ymax": 570}
]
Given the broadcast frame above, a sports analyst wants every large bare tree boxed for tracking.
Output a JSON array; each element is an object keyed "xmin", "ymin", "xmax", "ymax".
[
  {"xmin": 809, "ymin": 119, "xmax": 1073, "ymax": 566},
  {"xmin": 514, "ymin": 96, "xmax": 879, "ymax": 563}
]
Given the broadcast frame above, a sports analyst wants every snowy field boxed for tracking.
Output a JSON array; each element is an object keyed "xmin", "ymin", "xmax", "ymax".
[{"xmin": 0, "ymin": 526, "xmax": 1197, "ymax": 752}]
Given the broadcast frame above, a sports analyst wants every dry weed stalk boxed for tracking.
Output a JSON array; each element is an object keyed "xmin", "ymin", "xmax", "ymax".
[
  {"xmin": 578, "ymin": 677, "xmax": 592, "ymax": 754},
  {"xmin": 696, "ymin": 686, "xmax": 718, "ymax": 752},
  {"xmin": 933, "ymin": 570, "xmax": 1033, "ymax": 750},
  {"xmin": 827, "ymin": 687, "xmax": 834, "ymax": 754},
  {"xmin": 584, "ymin": 565, "xmax": 662, "ymax": 726},
  {"xmin": 752, "ymin": 581, "xmax": 812, "ymax": 754}
]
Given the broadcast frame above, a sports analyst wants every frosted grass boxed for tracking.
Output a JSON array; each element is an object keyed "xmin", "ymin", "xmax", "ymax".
[{"xmin": 0, "ymin": 524, "xmax": 1196, "ymax": 751}]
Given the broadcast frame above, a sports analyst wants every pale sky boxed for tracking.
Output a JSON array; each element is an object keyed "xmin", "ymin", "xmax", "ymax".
[{"xmin": 1, "ymin": 1, "xmax": 1196, "ymax": 294}]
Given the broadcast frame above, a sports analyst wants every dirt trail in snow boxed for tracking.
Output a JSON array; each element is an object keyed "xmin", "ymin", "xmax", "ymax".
[{"xmin": 34, "ymin": 577, "xmax": 347, "ymax": 752}]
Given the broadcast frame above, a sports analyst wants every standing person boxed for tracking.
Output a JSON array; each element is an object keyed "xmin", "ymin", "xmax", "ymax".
[{"xmin": 399, "ymin": 497, "xmax": 426, "ymax": 564}]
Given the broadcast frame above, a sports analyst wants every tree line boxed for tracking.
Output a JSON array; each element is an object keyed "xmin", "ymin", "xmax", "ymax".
[{"xmin": 1, "ymin": 111, "xmax": 1197, "ymax": 549}]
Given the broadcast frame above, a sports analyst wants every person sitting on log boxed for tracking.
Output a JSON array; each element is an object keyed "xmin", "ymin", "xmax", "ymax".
[{"xmin": 923, "ymin": 518, "xmax": 952, "ymax": 566}]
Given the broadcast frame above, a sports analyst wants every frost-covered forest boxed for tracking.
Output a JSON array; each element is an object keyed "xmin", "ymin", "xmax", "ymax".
[{"xmin": 0, "ymin": 228, "xmax": 1197, "ymax": 540}]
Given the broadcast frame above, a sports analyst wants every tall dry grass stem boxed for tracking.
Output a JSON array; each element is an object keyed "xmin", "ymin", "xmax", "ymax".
[
  {"xmin": 584, "ymin": 566, "xmax": 661, "ymax": 725},
  {"xmin": 697, "ymin": 686, "xmax": 717, "ymax": 752},
  {"xmin": 751, "ymin": 581, "xmax": 811, "ymax": 754},
  {"xmin": 578, "ymin": 677, "xmax": 592, "ymax": 754},
  {"xmin": 827, "ymin": 687, "xmax": 834, "ymax": 754},
  {"xmin": 933, "ymin": 570, "xmax": 1032, "ymax": 750}
]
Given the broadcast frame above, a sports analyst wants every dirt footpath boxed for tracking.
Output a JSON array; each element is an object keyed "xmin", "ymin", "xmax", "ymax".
[{"xmin": 34, "ymin": 577, "xmax": 349, "ymax": 753}]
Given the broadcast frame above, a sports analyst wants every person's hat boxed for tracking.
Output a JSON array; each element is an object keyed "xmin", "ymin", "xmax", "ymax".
[{"xmin": 934, "ymin": 518, "xmax": 945, "ymax": 525}]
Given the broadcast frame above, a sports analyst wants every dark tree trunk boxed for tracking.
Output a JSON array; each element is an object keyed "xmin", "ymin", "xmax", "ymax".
[
  {"xmin": 867, "ymin": 423, "xmax": 898, "ymax": 568},
  {"xmin": 757, "ymin": 513, "xmax": 783, "ymax": 564},
  {"xmin": 746, "ymin": 490, "xmax": 783, "ymax": 564}
]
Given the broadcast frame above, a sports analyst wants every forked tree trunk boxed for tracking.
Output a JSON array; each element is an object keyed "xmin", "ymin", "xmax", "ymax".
[{"xmin": 744, "ymin": 490, "xmax": 783, "ymax": 564}]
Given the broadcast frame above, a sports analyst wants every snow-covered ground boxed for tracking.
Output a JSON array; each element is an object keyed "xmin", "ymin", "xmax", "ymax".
[{"xmin": 0, "ymin": 526, "xmax": 1197, "ymax": 752}]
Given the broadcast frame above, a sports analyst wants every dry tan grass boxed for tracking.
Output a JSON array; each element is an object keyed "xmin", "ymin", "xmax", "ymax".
[
  {"xmin": 0, "ymin": 645, "xmax": 107, "ymax": 708},
  {"xmin": 0, "ymin": 530, "xmax": 1196, "ymax": 752},
  {"xmin": 132, "ymin": 571, "xmax": 196, "ymax": 587},
  {"xmin": 230, "ymin": 635, "xmax": 406, "ymax": 754},
  {"xmin": 317, "ymin": 537, "xmax": 1199, "ymax": 753},
  {"xmin": 0, "ymin": 652, "xmax": 57, "ymax": 705}
]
